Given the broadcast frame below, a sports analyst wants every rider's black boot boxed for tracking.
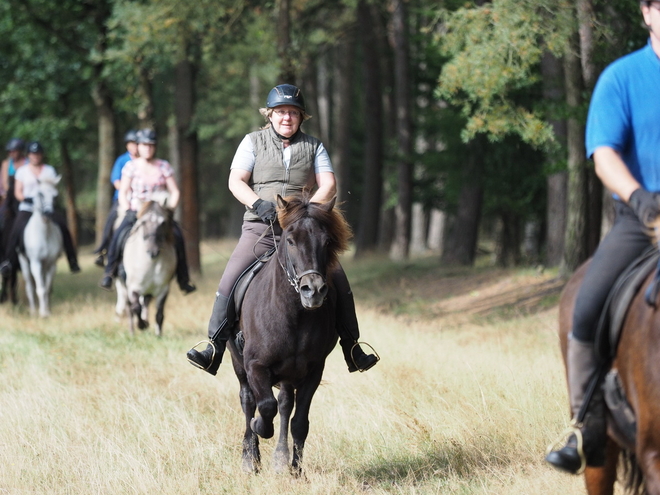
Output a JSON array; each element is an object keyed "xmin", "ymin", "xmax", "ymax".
[
  {"xmin": 336, "ymin": 286, "xmax": 379, "ymax": 373},
  {"xmin": 187, "ymin": 293, "xmax": 231, "ymax": 376},
  {"xmin": 545, "ymin": 335, "xmax": 606, "ymax": 474}
]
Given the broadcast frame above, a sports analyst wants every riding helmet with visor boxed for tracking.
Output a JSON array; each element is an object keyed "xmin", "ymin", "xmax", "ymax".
[
  {"xmin": 266, "ymin": 84, "xmax": 306, "ymax": 112},
  {"xmin": 124, "ymin": 129, "xmax": 138, "ymax": 143},
  {"xmin": 5, "ymin": 138, "xmax": 25, "ymax": 152},
  {"xmin": 27, "ymin": 141, "xmax": 44, "ymax": 154},
  {"xmin": 136, "ymin": 128, "xmax": 157, "ymax": 145}
]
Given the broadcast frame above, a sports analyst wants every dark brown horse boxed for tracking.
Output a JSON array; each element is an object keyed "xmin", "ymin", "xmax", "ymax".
[
  {"xmin": 559, "ymin": 259, "xmax": 660, "ymax": 494},
  {"xmin": 228, "ymin": 193, "xmax": 350, "ymax": 474}
]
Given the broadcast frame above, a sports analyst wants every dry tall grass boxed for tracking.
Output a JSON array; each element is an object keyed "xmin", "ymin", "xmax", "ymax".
[{"xmin": 0, "ymin": 242, "xmax": 597, "ymax": 494}]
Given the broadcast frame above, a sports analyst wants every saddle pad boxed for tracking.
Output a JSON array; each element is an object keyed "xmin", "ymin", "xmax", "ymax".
[{"xmin": 595, "ymin": 246, "xmax": 658, "ymax": 361}]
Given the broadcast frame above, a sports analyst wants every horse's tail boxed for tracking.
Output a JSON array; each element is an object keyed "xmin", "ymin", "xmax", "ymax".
[{"xmin": 620, "ymin": 449, "xmax": 646, "ymax": 495}]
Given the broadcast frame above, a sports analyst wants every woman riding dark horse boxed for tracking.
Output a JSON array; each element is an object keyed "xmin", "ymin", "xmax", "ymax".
[
  {"xmin": 546, "ymin": 0, "xmax": 660, "ymax": 474},
  {"xmin": 187, "ymin": 83, "xmax": 379, "ymax": 377},
  {"xmin": 0, "ymin": 141, "xmax": 79, "ymax": 278}
]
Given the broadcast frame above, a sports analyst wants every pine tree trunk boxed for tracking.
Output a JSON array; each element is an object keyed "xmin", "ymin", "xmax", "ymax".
[
  {"xmin": 560, "ymin": 32, "xmax": 588, "ymax": 277},
  {"xmin": 59, "ymin": 138, "xmax": 78, "ymax": 247},
  {"xmin": 92, "ymin": 78, "xmax": 116, "ymax": 247},
  {"xmin": 541, "ymin": 51, "xmax": 567, "ymax": 267},
  {"xmin": 388, "ymin": 0, "xmax": 413, "ymax": 261},
  {"xmin": 355, "ymin": 0, "xmax": 383, "ymax": 256},
  {"xmin": 175, "ymin": 51, "xmax": 201, "ymax": 274}
]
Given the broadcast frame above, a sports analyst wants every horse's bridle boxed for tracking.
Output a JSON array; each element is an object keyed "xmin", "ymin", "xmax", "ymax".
[{"xmin": 266, "ymin": 220, "xmax": 325, "ymax": 294}]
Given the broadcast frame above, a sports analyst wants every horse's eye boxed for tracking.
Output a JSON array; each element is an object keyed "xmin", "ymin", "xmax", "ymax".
[{"xmin": 287, "ymin": 238, "xmax": 295, "ymax": 246}]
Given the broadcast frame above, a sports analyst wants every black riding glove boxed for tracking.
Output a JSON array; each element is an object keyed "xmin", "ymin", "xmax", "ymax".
[
  {"xmin": 252, "ymin": 199, "xmax": 277, "ymax": 224},
  {"xmin": 629, "ymin": 188, "xmax": 660, "ymax": 225}
]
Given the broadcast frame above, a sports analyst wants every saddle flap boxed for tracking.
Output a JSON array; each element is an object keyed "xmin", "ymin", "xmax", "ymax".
[{"xmin": 594, "ymin": 247, "xmax": 659, "ymax": 361}]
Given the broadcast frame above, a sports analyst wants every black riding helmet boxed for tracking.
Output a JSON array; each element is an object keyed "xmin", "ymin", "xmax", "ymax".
[
  {"xmin": 136, "ymin": 128, "xmax": 157, "ymax": 144},
  {"xmin": 27, "ymin": 141, "xmax": 44, "ymax": 154},
  {"xmin": 5, "ymin": 138, "xmax": 24, "ymax": 152},
  {"xmin": 124, "ymin": 129, "xmax": 138, "ymax": 143},
  {"xmin": 266, "ymin": 84, "xmax": 305, "ymax": 111}
]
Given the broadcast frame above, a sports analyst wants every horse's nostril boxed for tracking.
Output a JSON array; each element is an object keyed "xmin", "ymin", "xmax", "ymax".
[{"xmin": 300, "ymin": 285, "xmax": 313, "ymax": 297}]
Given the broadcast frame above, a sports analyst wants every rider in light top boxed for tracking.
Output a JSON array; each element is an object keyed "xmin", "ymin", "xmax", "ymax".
[
  {"xmin": 98, "ymin": 128, "xmax": 196, "ymax": 295},
  {"xmin": 0, "ymin": 141, "xmax": 80, "ymax": 276},
  {"xmin": 546, "ymin": 0, "xmax": 660, "ymax": 475},
  {"xmin": 186, "ymin": 83, "xmax": 379, "ymax": 377}
]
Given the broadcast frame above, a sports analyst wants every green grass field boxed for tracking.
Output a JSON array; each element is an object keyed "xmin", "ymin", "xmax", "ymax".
[{"xmin": 0, "ymin": 242, "xmax": 596, "ymax": 494}]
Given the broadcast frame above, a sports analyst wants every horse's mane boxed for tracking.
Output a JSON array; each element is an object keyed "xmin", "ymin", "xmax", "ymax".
[
  {"xmin": 277, "ymin": 190, "xmax": 352, "ymax": 270},
  {"xmin": 137, "ymin": 199, "xmax": 173, "ymax": 220}
]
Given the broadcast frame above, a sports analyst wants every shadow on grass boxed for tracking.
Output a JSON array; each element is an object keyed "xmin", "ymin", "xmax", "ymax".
[{"xmin": 353, "ymin": 438, "xmax": 513, "ymax": 490}]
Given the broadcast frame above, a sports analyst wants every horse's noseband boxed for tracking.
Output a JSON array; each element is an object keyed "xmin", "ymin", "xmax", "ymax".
[{"xmin": 282, "ymin": 238, "xmax": 325, "ymax": 294}]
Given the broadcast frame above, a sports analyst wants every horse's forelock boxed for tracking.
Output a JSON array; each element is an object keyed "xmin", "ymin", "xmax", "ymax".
[{"xmin": 278, "ymin": 193, "xmax": 352, "ymax": 267}]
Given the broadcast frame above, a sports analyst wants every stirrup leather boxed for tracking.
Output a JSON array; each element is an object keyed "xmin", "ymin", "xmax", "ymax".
[
  {"xmin": 545, "ymin": 419, "xmax": 586, "ymax": 474},
  {"xmin": 350, "ymin": 341, "xmax": 380, "ymax": 372},
  {"xmin": 187, "ymin": 340, "xmax": 218, "ymax": 371}
]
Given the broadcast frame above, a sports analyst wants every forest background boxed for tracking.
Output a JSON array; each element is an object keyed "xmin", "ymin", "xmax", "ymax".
[{"xmin": 0, "ymin": 0, "xmax": 647, "ymax": 276}]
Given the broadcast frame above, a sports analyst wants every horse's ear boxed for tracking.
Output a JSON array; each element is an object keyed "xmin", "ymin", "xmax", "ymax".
[
  {"xmin": 276, "ymin": 195, "xmax": 288, "ymax": 210},
  {"xmin": 319, "ymin": 196, "xmax": 336, "ymax": 212}
]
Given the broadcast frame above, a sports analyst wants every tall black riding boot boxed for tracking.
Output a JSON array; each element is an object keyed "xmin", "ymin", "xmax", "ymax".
[
  {"xmin": 545, "ymin": 335, "xmax": 606, "ymax": 474},
  {"xmin": 186, "ymin": 293, "xmax": 231, "ymax": 376},
  {"xmin": 336, "ymin": 287, "xmax": 379, "ymax": 373},
  {"xmin": 173, "ymin": 224, "xmax": 196, "ymax": 294}
]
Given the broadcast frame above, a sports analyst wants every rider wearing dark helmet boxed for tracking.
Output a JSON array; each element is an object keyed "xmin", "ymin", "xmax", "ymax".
[
  {"xmin": 186, "ymin": 83, "xmax": 379, "ymax": 376},
  {"xmin": 546, "ymin": 0, "xmax": 660, "ymax": 475},
  {"xmin": 98, "ymin": 128, "xmax": 196, "ymax": 295},
  {"xmin": 93, "ymin": 129, "xmax": 139, "ymax": 267},
  {"xmin": 0, "ymin": 141, "xmax": 80, "ymax": 276}
]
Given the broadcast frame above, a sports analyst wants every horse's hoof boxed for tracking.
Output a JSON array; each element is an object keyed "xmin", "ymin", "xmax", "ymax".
[
  {"xmin": 241, "ymin": 457, "xmax": 260, "ymax": 474},
  {"xmin": 137, "ymin": 320, "xmax": 148, "ymax": 330},
  {"xmin": 272, "ymin": 450, "xmax": 290, "ymax": 474},
  {"xmin": 250, "ymin": 417, "xmax": 274, "ymax": 439}
]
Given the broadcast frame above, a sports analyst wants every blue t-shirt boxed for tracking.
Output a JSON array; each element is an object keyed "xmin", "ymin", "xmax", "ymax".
[
  {"xmin": 586, "ymin": 40, "xmax": 660, "ymax": 193},
  {"xmin": 110, "ymin": 151, "xmax": 132, "ymax": 201}
]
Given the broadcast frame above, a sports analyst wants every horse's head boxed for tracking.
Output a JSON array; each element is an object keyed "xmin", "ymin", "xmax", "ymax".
[
  {"xmin": 33, "ymin": 176, "xmax": 61, "ymax": 219},
  {"xmin": 276, "ymin": 192, "xmax": 351, "ymax": 310},
  {"xmin": 136, "ymin": 201, "xmax": 174, "ymax": 259}
]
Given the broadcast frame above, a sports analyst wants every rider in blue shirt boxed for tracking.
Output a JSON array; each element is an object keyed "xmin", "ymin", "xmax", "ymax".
[
  {"xmin": 546, "ymin": 2, "xmax": 660, "ymax": 474},
  {"xmin": 93, "ymin": 130, "xmax": 138, "ymax": 267}
]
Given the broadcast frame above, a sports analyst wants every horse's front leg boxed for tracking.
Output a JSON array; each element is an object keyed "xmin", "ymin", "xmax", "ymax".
[
  {"xmin": 273, "ymin": 383, "xmax": 294, "ymax": 474},
  {"xmin": 19, "ymin": 257, "xmax": 36, "ymax": 316},
  {"xmin": 639, "ymin": 430, "xmax": 660, "ymax": 495},
  {"xmin": 247, "ymin": 363, "xmax": 277, "ymax": 439},
  {"xmin": 290, "ymin": 366, "xmax": 323, "ymax": 475},
  {"xmin": 38, "ymin": 263, "xmax": 57, "ymax": 318},
  {"xmin": 234, "ymin": 361, "xmax": 260, "ymax": 473},
  {"xmin": 154, "ymin": 290, "xmax": 168, "ymax": 337},
  {"xmin": 583, "ymin": 437, "xmax": 619, "ymax": 495}
]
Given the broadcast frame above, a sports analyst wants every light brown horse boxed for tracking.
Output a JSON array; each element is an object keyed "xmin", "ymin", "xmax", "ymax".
[{"xmin": 559, "ymin": 259, "xmax": 659, "ymax": 494}]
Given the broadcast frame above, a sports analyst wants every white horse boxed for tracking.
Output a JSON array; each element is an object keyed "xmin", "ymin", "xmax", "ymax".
[
  {"xmin": 18, "ymin": 177, "xmax": 63, "ymax": 317},
  {"xmin": 115, "ymin": 196, "xmax": 176, "ymax": 336}
]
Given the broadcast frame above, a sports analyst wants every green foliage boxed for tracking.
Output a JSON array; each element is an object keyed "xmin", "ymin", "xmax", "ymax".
[{"xmin": 435, "ymin": 0, "xmax": 575, "ymax": 149}]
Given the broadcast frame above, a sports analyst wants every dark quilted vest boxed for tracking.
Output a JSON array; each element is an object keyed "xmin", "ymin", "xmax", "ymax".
[{"xmin": 243, "ymin": 128, "xmax": 320, "ymax": 222}]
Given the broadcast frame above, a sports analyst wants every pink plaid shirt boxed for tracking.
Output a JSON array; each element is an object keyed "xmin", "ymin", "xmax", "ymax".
[{"xmin": 122, "ymin": 159, "xmax": 174, "ymax": 211}]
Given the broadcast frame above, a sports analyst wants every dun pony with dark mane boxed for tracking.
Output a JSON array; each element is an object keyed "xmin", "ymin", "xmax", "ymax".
[{"xmin": 228, "ymin": 192, "xmax": 351, "ymax": 474}]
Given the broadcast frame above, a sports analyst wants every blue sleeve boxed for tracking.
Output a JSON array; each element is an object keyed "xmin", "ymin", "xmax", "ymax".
[
  {"xmin": 111, "ymin": 153, "xmax": 130, "ymax": 184},
  {"xmin": 585, "ymin": 65, "xmax": 630, "ymax": 159}
]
